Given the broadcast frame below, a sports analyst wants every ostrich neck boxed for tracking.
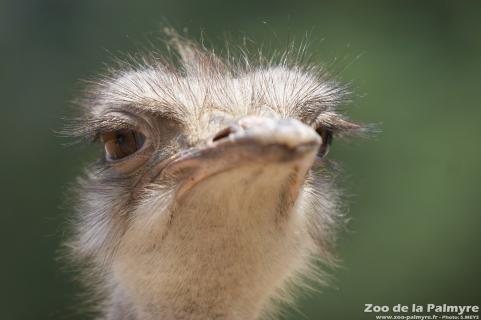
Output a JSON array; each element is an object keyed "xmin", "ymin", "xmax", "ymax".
[{"xmin": 109, "ymin": 165, "xmax": 311, "ymax": 320}]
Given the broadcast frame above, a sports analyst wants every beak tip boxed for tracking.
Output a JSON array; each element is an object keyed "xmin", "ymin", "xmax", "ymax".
[{"xmin": 238, "ymin": 117, "xmax": 320, "ymax": 149}]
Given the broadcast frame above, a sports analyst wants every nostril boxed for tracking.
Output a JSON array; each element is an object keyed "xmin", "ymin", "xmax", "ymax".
[{"xmin": 212, "ymin": 127, "xmax": 235, "ymax": 142}]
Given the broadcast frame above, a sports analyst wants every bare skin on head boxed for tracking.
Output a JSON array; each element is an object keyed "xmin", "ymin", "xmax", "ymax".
[{"xmin": 66, "ymin": 35, "xmax": 364, "ymax": 320}]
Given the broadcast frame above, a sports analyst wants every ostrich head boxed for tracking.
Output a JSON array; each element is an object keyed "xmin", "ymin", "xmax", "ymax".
[{"xmin": 67, "ymin": 35, "xmax": 364, "ymax": 320}]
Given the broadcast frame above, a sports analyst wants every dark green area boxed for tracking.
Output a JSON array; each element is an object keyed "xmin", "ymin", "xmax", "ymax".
[{"xmin": 1, "ymin": 1, "xmax": 480, "ymax": 319}]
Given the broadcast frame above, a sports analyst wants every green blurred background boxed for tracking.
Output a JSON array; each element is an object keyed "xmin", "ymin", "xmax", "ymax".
[{"xmin": 1, "ymin": 0, "xmax": 480, "ymax": 319}]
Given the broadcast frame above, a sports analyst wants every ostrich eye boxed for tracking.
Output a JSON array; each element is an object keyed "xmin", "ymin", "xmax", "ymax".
[
  {"xmin": 315, "ymin": 126, "xmax": 333, "ymax": 158},
  {"xmin": 100, "ymin": 130, "xmax": 145, "ymax": 161}
]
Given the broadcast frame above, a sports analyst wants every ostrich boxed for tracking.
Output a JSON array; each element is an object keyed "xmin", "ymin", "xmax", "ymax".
[{"xmin": 66, "ymin": 34, "xmax": 364, "ymax": 320}]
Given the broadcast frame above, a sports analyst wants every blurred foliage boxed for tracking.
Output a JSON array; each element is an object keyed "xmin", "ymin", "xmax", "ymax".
[{"xmin": 1, "ymin": 0, "xmax": 480, "ymax": 319}]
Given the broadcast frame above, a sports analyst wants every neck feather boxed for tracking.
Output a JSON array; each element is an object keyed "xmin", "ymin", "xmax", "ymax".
[{"xmin": 107, "ymin": 165, "xmax": 314, "ymax": 320}]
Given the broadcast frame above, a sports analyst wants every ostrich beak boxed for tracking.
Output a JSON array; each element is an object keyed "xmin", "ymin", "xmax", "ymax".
[{"xmin": 157, "ymin": 116, "xmax": 321, "ymax": 199}]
